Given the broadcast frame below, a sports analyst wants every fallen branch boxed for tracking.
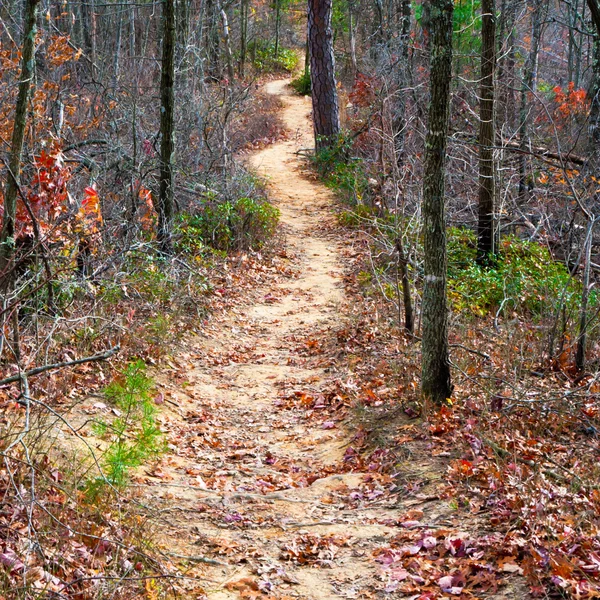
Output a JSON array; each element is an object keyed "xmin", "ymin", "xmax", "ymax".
[
  {"xmin": 500, "ymin": 140, "xmax": 585, "ymax": 166},
  {"xmin": 0, "ymin": 345, "xmax": 120, "ymax": 387}
]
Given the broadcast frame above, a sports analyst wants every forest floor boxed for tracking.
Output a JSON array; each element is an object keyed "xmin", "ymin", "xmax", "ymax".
[{"xmin": 134, "ymin": 80, "xmax": 525, "ymax": 600}]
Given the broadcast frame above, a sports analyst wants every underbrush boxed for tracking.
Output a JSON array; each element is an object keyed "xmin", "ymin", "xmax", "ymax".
[
  {"xmin": 0, "ymin": 400, "xmax": 171, "ymax": 598},
  {"xmin": 290, "ymin": 70, "xmax": 311, "ymax": 95},
  {"xmin": 319, "ymin": 133, "xmax": 600, "ymax": 597},
  {"xmin": 314, "ymin": 135, "xmax": 372, "ymax": 206},
  {"xmin": 176, "ymin": 195, "xmax": 279, "ymax": 252},
  {"xmin": 249, "ymin": 41, "xmax": 299, "ymax": 73}
]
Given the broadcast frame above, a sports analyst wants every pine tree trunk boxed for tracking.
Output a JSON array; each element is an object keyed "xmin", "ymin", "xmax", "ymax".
[
  {"xmin": 477, "ymin": 0, "xmax": 496, "ymax": 262},
  {"xmin": 421, "ymin": 0, "xmax": 453, "ymax": 405},
  {"xmin": 308, "ymin": 0, "xmax": 340, "ymax": 151},
  {"xmin": 0, "ymin": 0, "xmax": 41, "ymax": 287},
  {"xmin": 157, "ymin": 0, "xmax": 176, "ymax": 255}
]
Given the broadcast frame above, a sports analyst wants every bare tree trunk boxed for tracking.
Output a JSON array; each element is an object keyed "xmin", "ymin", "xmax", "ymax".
[
  {"xmin": 587, "ymin": 1, "xmax": 600, "ymax": 161},
  {"xmin": 477, "ymin": 0, "xmax": 496, "ymax": 262},
  {"xmin": 517, "ymin": 0, "xmax": 545, "ymax": 203},
  {"xmin": 157, "ymin": 0, "xmax": 176, "ymax": 255},
  {"xmin": 0, "ymin": 0, "xmax": 41, "ymax": 286},
  {"xmin": 576, "ymin": 218, "xmax": 594, "ymax": 371},
  {"xmin": 392, "ymin": 0, "xmax": 411, "ymax": 168},
  {"xmin": 220, "ymin": 5, "xmax": 235, "ymax": 82},
  {"xmin": 348, "ymin": 1, "xmax": 357, "ymax": 76},
  {"xmin": 206, "ymin": 0, "xmax": 220, "ymax": 80},
  {"xmin": 240, "ymin": 0, "xmax": 248, "ymax": 77},
  {"xmin": 274, "ymin": 0, "xmax": 281, "ymax": 58},
  {"xmin": 396, "ymin": 236, "xmax": 414, "ymax": 334},
  {"xmin": 421, "ymin": 0, "xmax": 453, "ymax": 405},
  {"xmin": 308, "ymin": 0, "xmax": 340, "ymax": 151}
]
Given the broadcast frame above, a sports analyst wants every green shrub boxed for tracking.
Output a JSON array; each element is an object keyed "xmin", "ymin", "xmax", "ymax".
[
  {"xmin": 314, "ymin": 136, "xmax": 370, "ymax": 206},
  {"xmin": 178, "ymin": 196, "xmax": 279, "ymax": 252},
  {"xmin": 88, "ymin": 361, "xmax": 164, "ymax": 493},
  {"xmin": 447, "ymin": 228, "xmax": 591, "ymax": 317},
  {"xmin": 250, "ymin": 41, "xmax": 298, "ymax": 73},
  {"xmin": 291, "ymin": 70, "xmax": 311, "ymax": 95}
]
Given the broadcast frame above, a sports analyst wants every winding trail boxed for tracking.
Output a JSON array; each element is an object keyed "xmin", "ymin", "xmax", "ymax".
[{"xmin": 148, "ymin": 80, "xmax": 400, "ymax": 599}]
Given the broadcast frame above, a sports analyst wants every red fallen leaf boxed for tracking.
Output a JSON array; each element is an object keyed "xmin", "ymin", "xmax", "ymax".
[
  {"xmin": 322, "ymin": 421, "xmax": 336, "ymax": 429},
  {"xmin": 0, "ymin": 549, "xmax": 24, "ymax": 572},
  {"xmin": 438, "ymin": 574, "xmax": 464, "ymax": 595},
  {"xmin": 400, "ymin": 520, "xmax": 421, "ymax": 528}
]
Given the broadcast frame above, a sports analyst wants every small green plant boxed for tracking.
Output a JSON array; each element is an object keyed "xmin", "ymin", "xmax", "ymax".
[
  {"xmin": 180, "ymin": 197, "xmax": 279, "ymax": 252},
  {"xmin": 291, "ymin": 70, "xmax": 311, "ymax": 95},
  {"xmin": 88, "ymin": 361, "xmax": 163, "ymax": 493}
]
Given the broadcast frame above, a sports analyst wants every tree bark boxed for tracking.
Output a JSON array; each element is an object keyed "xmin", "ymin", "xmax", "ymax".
[
  {"xmin": 0, "ymin": 0, "xmax": 41, "ymax": 287},
  {"xmin": 157, "ymin": 0, "xmax": 176, "ymax": 255},
  {"xmin": 421, "ymin": 0, "xmax": 453, "ymax": 405},
  {"xmin": 308, "ymin": 0, "xmax": 340, "ymax": 151},
  {"xmin": 477, "ymin": 0, "xmax": 496, "ymax": 263}
]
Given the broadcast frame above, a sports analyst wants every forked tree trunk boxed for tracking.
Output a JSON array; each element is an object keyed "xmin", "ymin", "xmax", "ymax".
[
  {"xmin": 157, "ymin": 0, "xmax": 176, "ymax": 255},
  {"xmin": 308, "ymin": 0, "xmax": 340, "ymax": 151},
  {"xmin": 421, "ymin": 0, "xmax": 453, "ymax": 405},
  {"xmin": 0, "ymin": 0, "xmax": 41, "ymax": 286},
  {"xmin": 477, "ymin": 0, "xmax": 496, "ymax": 262}
]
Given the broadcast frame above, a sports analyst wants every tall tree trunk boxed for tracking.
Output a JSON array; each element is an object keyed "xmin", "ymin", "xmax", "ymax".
[
  {"xmin": 392, "ymin": 0, "xmax": 411, "ymax": 168},
  {"xmin": 157, "ymin": 0, "xmax": 176, "ymax": 255},
  {"xmin": 517, "ymin": 0, "xmax": 544, "ymax": 203},
  {"xmin": 206, "ymin": 0, "xmax": 220, "ymax": 80},
  {"xmin": 220, "ymin": 5, "xmax": 235, "ymax": 82},
  {"xmin": 0, "ymin": 0, "xmax": 41, "ymax": 286},
  {"xmin": 421, "ymin": 0, "xmax": 453, "ymax": 405},
  {"xmin": 348, "ymin": 1, "xmax": 357, "ymax": 77},
  {"xmin": 586, "ymin": 0, "xmax": 600, "ymax": 161},
  {"xmin": 477, "ymin": 0, "xmax": 496, "ymax": 262},
  {"xmin": 308, "ymin": 0, "xmax": 340, "ymax": 151},
  {"xmin": 240, "ymin": 0, "xmax": 248, "ymax": 77},
  {"xmin": 392, "ymin": 0, "xmax": 413, "ymax": 334},
  {"xmin": 576, "ymin": 218, "xmax": 594, "ymax": 371},
  {"xmin": 274, "ymin": 0, "xmax": 281, "ymax": 58}
]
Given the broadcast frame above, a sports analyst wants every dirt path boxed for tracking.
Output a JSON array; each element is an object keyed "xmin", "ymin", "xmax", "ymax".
[{"xmin": 147, "ymin": 79, "xmax": 403, "ymax": 599}]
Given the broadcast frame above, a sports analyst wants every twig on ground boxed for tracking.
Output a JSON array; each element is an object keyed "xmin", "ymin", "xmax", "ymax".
[{"xmin": 0, "ymin": 345, "xmax": 120, "ymax": 386}]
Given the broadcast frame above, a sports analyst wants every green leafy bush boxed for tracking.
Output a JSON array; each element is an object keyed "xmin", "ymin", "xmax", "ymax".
[
  {"xmin": 291, "ymin": 70, "xmax": 311, "ymax": 95},
  {"xmin": 447, "ymin": 228, "xmax": 591, "ymax": 317},
  {"xmin": 177, "ymin": 196, "xmax": 279, "ymax": 252},
  {"xmin": 250, "ymin": 41, "xmax": 298, "ymax": 73},
  {"xmin": 89, "ymin": 361, "xmax": 163, "ymax": 492}
]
